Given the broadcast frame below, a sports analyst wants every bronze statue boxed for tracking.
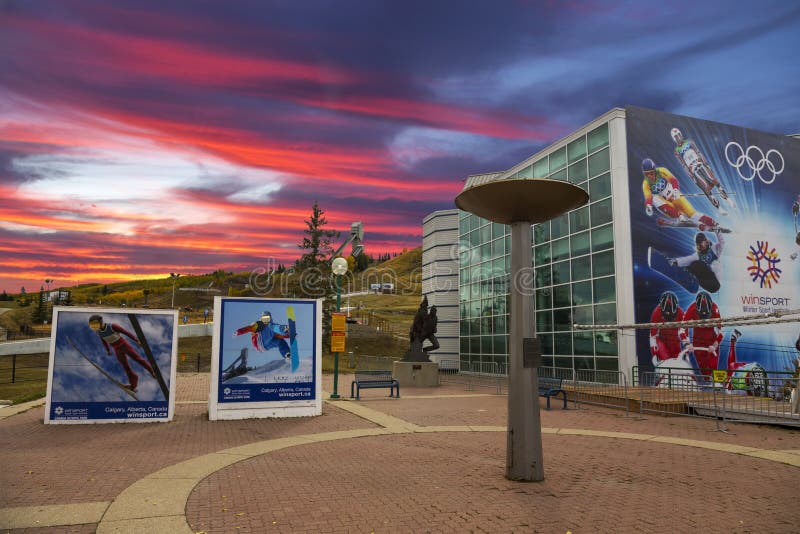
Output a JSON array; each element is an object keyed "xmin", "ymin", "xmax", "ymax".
[{"xmin": 404, "ymin": 296, "xmax": 438, "ymax": 361}]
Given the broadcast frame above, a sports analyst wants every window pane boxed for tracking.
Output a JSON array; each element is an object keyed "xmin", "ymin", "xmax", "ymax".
[
  {"xmin": 594, "ymin": 303, "xmax": 616, "ymax": 325},
  {"xmin": 588, "ymin": 147, "xmax": 610, "ymax": 177},
  {"xmin": 571, "ymin": 255, "xmax": 591, "ymax": 281},
  {"xmin": 554, "ymin": 333, "xmax": 572, "ymax": 355},
  {"xmin": 572, "ymin": 281, "xmax": 592, "ymax": 306},
  {"xmin": 553, "ymin": 284, "xmax": 571, "ymax": 308},
  {"xmin": 552, "ymin": 237, "xmax": 570, "ymax": 261},
  {"xmin": 480, "ymin": 224, "xmax": 491, "ymax": 243},
  {"xmin": 593, "ymin": 277, "xmax": 616, "ymax": 303},
  {"xmin": 459, "ymin": 216, "xmax": 469, "ymax": 235},
  {"xmin": 492, "ymin": 222, "xmax": 506, "ymax": 240},
  {"xmin": 553, "ymin": 308, "xmax": 572, "ymax": 331},
  {"xmin": 595, "ymin": 331, "xmax": 618, "ymax": 356},
  {"xmin": 572, "ymin": 304, "xmax": 593, "ymax": 325},
  {"xmin": 534, "ymin": 243, "xmax": 551, "ymax": 264},
  {"xmin": 533, "ymin": 158, "xmax": 549, "ymax": 177},
  {"xmin": 568, "ymin": 136, "xmax": 587, "ymax": 163},
  {"xmin": 568, "ymin": 160, "xmax": 587, "ymax": 183},
  {"xmin": 549, "ymin": 168, "xmax": 567, "ymax": 181},
  {"xmin": 570, "ymin": 206, "xmax": 590, "ymax": 233},
  {"xmin": 517, "ymin": 165, "xmax": 532, "ymax": 179},
  {"xmin": 587, "ymin": 123, "xmax": 609, "ymax": 152},
  {"xmin": 536, "ymin": 288, "xmax": 552, "ymax": 310},
  {"xmin": 590, "ymin": 198, "xmax": 613, "ymax": 226},
  {"xmin": 552, "ymin": 260, "xmax": 570, "ymax": 285},
  {"xmin": 596, "ymin": 357, "xmax": 618, "ymax": 371},
  {"xmin": 534, "ymin": 222, "xmax": 550, "ymax": 243},
  {"xmin": 571, "ymin": 231, "xmax": 590, "ymax": 256},
  {"xmin": 535, "ymin": 265, "xmax": 551, "ymax": 287},
  {"xmin": 494, "ymin": 335, "xmax": 507, "ymax": 355},
  {"xmin": 550, "ymin": 147, "xmax": 567, "ymax": 171},
  {"xmin": 554, "ymin": 356, "xmax": 572, "ymax": 368},
  {"xmin": 481, "ymin": 336, "xmax": 493, "ymax": 354},
  {"xmin": 536, "ymin": 310, "xmax": 552, "ymax": 332},
  {"xmin": 592, "ymin": 250, "xmax": 615, "ymax": 277},
  {"xmin": 494, "ymin": 313, "xmax": 507, "ymax": 334},
  {"xmin": 589, "ymin": 172, "xmax": 612, "ymax": 201},
  {"xmin": 591, "ymin": 224, "xmax": 614, "ymax": 252},
  {"xmin": 540, "ymin": 333, "xmax": 553, "ymax": 355},
  {"xmin": 551, "ymin": 213, "xmax": 569, "ymax": 238}
]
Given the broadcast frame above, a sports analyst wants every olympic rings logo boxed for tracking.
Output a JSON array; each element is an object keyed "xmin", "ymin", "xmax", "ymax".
[{"xmin": 724, "ymin": 141, "xmax": 784, "ymax": 184}]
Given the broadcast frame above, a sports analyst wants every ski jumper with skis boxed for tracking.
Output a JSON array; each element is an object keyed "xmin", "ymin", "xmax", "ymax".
[{"xmin": 96, "ymin": 323, "xmax": 154, "ymax": 390}]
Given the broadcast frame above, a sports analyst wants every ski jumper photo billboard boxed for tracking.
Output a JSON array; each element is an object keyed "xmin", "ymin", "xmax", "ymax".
[
  {"xmin": 44, "ymin": 307, "xmax": 178, "ymax": 424},
  {"xmin": 208, "ymin": 297, "xmax": 321, "ymax": 420}
]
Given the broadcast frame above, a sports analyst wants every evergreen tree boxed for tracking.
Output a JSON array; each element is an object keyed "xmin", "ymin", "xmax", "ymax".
[{"xmin": 298, "ymin": 200, "xmax": 340, "ymax": 268}]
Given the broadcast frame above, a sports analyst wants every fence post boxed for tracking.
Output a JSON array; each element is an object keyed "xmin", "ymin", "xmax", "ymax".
[
  {"xmin": 196, "ymin": 353, "xmax": 200, "ymax": 373},
  {"xmin": 11, "ymin": 354, "xmax": 16, "ymax": 383}
]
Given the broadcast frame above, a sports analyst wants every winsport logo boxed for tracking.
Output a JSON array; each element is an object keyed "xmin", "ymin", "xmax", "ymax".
[{"xmin": 746, "ymin": 240, "xmax": 781, "ymax": 288}]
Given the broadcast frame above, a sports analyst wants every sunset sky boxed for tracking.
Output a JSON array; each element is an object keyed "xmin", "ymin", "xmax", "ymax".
[{"xmin": 2, "ymin": 1, "xmax": 799, "ymax": 293}]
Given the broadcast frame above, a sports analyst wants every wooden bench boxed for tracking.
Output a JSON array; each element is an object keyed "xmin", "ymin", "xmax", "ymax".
[
  {"xmin": 350, "ymin": 370, "xmax": 400, "ymax": 400},
  {"xmin": 538, "ymin": 376, "xmax": 567, "ymax": 410}
]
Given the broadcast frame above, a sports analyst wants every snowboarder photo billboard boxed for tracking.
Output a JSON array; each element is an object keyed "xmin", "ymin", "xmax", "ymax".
[
  {"xmin": 209, "ymin": 297, "xmax": 320, "ymax": 419},
  {"xmin": 44, "ymin": 307, "xmax": 178, "ymax": 424}
]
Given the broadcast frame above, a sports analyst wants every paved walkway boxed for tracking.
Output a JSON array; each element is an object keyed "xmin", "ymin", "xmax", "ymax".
[{"xmin": 1, "ymin": 373, "xmax": 799, "ymax": 533}]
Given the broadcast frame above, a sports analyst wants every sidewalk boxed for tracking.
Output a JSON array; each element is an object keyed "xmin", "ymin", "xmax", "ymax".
[{"xmin": 1, "ymin": 373, "xmax": 799, "ymax": 533}]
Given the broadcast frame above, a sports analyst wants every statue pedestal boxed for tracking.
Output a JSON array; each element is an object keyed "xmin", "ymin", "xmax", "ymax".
[{"xmin": 393, "ymin": 361, "xmax": 439, "ymax": 388}]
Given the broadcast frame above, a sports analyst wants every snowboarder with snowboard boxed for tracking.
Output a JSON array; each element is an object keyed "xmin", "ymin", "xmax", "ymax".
[{"xmin": 233, "ymin": 310, "xmax": 292, "ymax": 360}]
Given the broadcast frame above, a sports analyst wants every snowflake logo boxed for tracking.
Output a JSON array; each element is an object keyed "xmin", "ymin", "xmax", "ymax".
[
  {"xmin": 54, "ymin": 406, "xmax": 64, "ymax": 415},
  {"xmin": 223, "ymin": 387, "xmax": 231, "ymax": 395},
  {"xmin": 746, "ymin": 240, "xmax": 781, "ymax": 288}
]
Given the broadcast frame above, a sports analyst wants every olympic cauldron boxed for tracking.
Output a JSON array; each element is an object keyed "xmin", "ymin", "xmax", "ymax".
[{"xmin": 455, "ymin": 178, "xmax": 588, "ymax": 481}]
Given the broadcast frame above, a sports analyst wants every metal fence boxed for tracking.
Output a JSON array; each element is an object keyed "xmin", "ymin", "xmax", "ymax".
[
  {"xmin": 437, "ymin": 358, "xmax": 507, "ymax": 394},
  {"xmin": 0, "ymin": 353, "xmax": 49, "ymax": 384},
  {"xmin": 637, "ymin": 370, "xmax": 800, "ymax": 427}
]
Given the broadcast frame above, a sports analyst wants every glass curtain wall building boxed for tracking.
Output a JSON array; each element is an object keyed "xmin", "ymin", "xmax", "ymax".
[
  {"xmin": 450, "ymin": 106, "xmax": 800, "ymax": 381},
  {"xmin": 458, "ymin": 109, "xmax": 627, "ymax": 375}
]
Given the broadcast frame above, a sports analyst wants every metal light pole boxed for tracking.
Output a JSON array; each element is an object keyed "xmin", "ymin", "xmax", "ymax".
[
  {"xmin": 330, "ymin": 256, "xmax": 349, "ymax": 399},
  {"xmin": 170, "ymin": 273, "xmax": 181, "ymax": 308},
  {"xmin": 456, "ymin": 178, "xmax": 588, "ymax": 482}
]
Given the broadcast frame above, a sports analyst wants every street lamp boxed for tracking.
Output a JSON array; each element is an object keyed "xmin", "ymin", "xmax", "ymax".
[
  {"xmin": 330, "ymin": 256, "xmax": 349, "ymax": 399},
  {"xmin": 170, "ymin": 273, "xmax": 181, "ymax": 308}
]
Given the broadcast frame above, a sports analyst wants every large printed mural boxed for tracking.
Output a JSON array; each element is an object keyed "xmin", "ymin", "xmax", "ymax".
[{"xmin": 626, "ymin": 106, "xmax": 800, "ymax": 396}]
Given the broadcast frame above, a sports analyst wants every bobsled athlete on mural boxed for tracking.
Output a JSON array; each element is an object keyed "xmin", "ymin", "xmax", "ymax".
[
  {"xmin": 670, "ymin": 128, "xmax": 733, "ymax": 213},
  {"xmin": 232, "ymin": 308, "xmax": 299, "ymax": 372},
  {"xmin": 684, "ymin": 291, "xmax": 723, "ymax": 372},
  {"xmin": 641, "ymin": 158, "xmax": 730, "ymax": 233},
  {"xmin": 649, "ymin": 291, "xmax": 689, "ymax": 363}
]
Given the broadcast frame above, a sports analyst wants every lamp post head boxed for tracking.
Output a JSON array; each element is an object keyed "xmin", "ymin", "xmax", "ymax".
[{"xmin": 331, "ymin": 257, "xmax": 349, "ymax": 276}]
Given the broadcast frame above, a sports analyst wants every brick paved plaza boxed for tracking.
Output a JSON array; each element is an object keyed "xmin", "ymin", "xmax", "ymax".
[{"xmin": 1, "ymin": 373, "xmax": 799, "ymax": 533}]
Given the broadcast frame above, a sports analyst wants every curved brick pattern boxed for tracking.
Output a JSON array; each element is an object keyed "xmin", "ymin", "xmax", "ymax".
[
  {"xmin": 2, "ymin": 373, "xmax": 799, "ymax": 532},
  {"xmin": 186, "ymin": 431, "xmax": 798, "ymax": 533}
]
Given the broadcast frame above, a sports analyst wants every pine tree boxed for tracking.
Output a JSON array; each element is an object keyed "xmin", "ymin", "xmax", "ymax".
[{"xmin": 298, "ymin": 200, "xmax": 340, "ymax": 268}]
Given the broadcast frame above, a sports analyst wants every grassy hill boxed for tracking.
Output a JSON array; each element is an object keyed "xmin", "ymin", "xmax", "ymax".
[{"xmin": 0, "ymin": 248, "xmax": 422, "ymax": 336}]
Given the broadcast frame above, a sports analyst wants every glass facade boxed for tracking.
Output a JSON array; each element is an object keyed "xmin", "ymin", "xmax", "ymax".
[{"xmin": 459, "ymin": 122, "xmax": 618, "ymax": 374}]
